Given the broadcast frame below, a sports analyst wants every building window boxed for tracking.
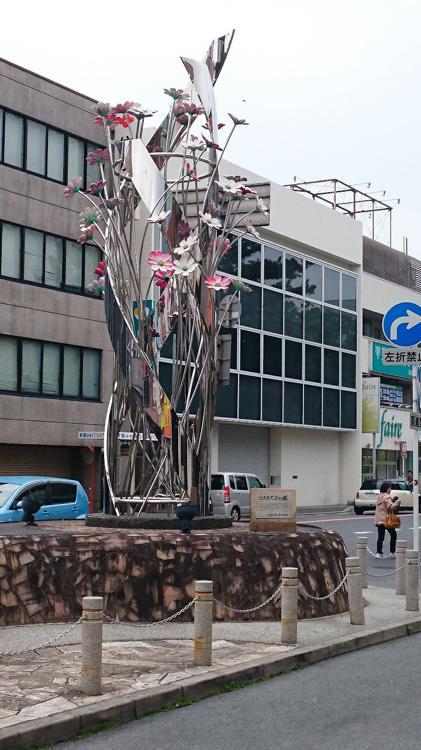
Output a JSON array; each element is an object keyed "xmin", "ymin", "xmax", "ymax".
[
  {"xmin": 305, "ymin": 301, "xmax": 322, "ymax": 343},
  {"xmin": 240, "ymin": 286, "xmax": 261, "ymax": 329},
  {"xmin": 263, "ymin": 335, "xmax": 282, "ymax": 376},
  {"xmin": 305, "ymin": 261, "xmax": 322, "ymax": 300},
  {"xmin": 241, "ymin": 238, "xmax": 261, "ymax": 282},
  {"xmin": 341, "ymin": 391, "xmax": 356, "ymax": 428},
  {"xmin": 341, "ymin": 312, "xmax": 357, "ymax": 351},
  {"xmin": 0, "ymin": 221, "xmax": 101, "ymax": 296},
  {"xmin": 342, "ymin": 274, "xmax": 357, "ymax": 312},
  {"xmin": 305, "ymin": 344, "xmax": 321, "ymax": 383},
  {"xmin": 285, "ymin": 254, "xmax": 303, "ymax": 295},
  {"xmin": 240, "ymin": 330, "xmax": 260, "ymax": 373},
  {"xmin": 0, "ymin": 335, "xmax": 101, "ymax": 401},
  {"xmin": 263, "ymin": 289, "xmax": 282, "ymax": 334},
  {"xmin": 264, "ymin": 246, "xmax": 283, "ymax": 288},
  {"xmin": 324, "ymin": 307, "xmax": 340, "ymax": 347},
  {"xmin": 285, "ymin": 340, "xmax": 302, "ymax": 380},
  {"xmin": 0, "ymin": 106, "xmax": 102, "ymax": 187},
  {"xmin": 239, "ymin": 375, "xmax": 260, "ymax": 420},
  {"xmin": 284, "ymin": 382, "xmax": 302, "ymax": 424},
  {"xmin": 324, "ymin": 348, "xmax": 339, "ymax": 386},
  {"xmin": 285, "ymin": 296, "xmax": 303, "ymax": 338},
  {"xmin": 342, "ymin": 352, "xmax": 356, "ymax": 388},
  {"xmin": 324, "ymin": 267, "xmax": 340, "ymax": 306},
  {"xmin": 304, "ymin": 385, "xmax": 322, "ymax": 425},
  {"xmin": 216, "ymin": 375, "xmax": 238, "ymax": 418},
  {"xmin": 262, "ymin": 379, "xmax": 282, "ymax": 422},
  {"xmin": 323, "ymin": 388, "xmax": 340, "ymax": 427}
]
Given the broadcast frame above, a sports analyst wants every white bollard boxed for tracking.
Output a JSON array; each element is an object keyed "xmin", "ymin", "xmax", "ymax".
[
  {"xmin": 281, "ymin": 567, "xmax": 298, "ymax": 645},
  {"xmin": 346, "ymin": 557, "xmax": 365, "ymax": 625},
  {"xmin": 356, "ymin": 536, "xmax": 368, "ymax": 589},
  {"xmin": 194, "ymin": 580, "xmax": 213, "ymax": 666},
  {"xmin": 80, "ymin": 596, "xmax": 103, "ymax": 695},
  {"xmin": 395, "ymin": 539, "xmax": 408, "ymax": 595},
  {"xmin": 405, "ymin": 550, "xmax": 419, "ymax": 612}
]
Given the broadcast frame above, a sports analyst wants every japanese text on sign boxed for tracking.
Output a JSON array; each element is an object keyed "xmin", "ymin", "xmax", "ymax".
[{"xmin": 381, "ymin": 349, "xmax": 421, "ymax": 365}]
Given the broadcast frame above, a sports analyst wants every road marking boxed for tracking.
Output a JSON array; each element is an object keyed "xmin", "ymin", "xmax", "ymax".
[{"xmin": 353, "ymin": 531, "xmax": 374, "ymax": 534}]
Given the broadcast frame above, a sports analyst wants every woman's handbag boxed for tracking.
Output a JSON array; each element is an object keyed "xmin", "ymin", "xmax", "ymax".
[{"xmin": 385, "ymin": 511, "xmax": 400, "ymax": 529}]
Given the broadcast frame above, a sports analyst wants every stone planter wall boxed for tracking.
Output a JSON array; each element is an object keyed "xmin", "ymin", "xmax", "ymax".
[{"xmin": 0, "ymin": 526, "xmax": 348, "ymax": 625}]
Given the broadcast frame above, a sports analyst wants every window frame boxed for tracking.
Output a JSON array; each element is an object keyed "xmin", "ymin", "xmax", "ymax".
[
  {"xmin": 0, "ymin": 105, "xmax": 103, "ymax": 187},
  {"xmin": 0, "ymin": 219, "xmax": 101, "ymax": 298},
  {"xmin": 0, "ymin": 335, "xmax": 101, "ymax": 402}
]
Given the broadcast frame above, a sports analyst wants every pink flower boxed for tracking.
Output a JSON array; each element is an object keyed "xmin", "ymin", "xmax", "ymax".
[
  {"xmin": 111, "ymin": 101, "xmax": 134, "ymax": 114},
  {"xmin": 237, "ymin": 185, "xmax": 256, "ymax": 197},
  {"xmin": 147, "ymin": 251, "xmax": 174, "ymax": 272},
  {"xmin": 86, "ymin": 148, "xmax": 110, "ymax": 166},
  {"xmin": 163, "ymin": 88, "xmax": 188, "ymax": 100},
  {"xmin": 178, "ymin": 221, "xmax": 191, "ymax": 240},
  {"xmin": 86, "ymin": 180, "xmax": 107, "ymax": 196},
  {"xmin": 64, "ymin": 177, "xmax": 83, "ymax": 198},
  {"xmin": 78, "ymin": 230, "xmax": 94, "ymax": 244},
  {"xmin": 205, "ymin": 274, "xmax": 232, "ymax": 291},
  {"xmin": 203, "ymin": 136, "xmax": 222, "ymax": 151},
  {"xmin": 228, "ymin": 113, "xmax": 249, "ymax": 126},
  {"xmin": 94, "ymin": 113, "xmax": 118, "ymax": 127},
  {"xmin": 186, "ymin": 162, "xmax": 198, "ymax": 180},
  {"xmin": 154, "ymin": 269, "xmax": 174, "ymax": 290},
  {"xmin": 94, "ymin": 261, "xmax": 106, "ymax": 276},
  {"xmin": 105, "ymin": 197, "xmax": 124, "ymax": 208}
]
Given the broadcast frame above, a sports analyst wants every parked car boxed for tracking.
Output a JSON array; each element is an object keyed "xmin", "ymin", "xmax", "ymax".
[
  {"xmin": 353, "ymin": 478, "xmax": 420, "ymax": 515},
  {"xmin": 210, "ymin": 472, "xmax": 266, "ymax": 521},
  {"xmin": 0, "ymin": 477, "xmax": 89, "ymax": 523}
]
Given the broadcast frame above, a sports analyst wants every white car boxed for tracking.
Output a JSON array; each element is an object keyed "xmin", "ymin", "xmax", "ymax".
[{"xmin": 353, "ymin": 479, "xmax": 417, "ymax": 515}]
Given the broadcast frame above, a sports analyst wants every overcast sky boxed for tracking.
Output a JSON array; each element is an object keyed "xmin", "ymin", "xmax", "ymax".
[{"xmin": 2, "ymin": 0, "xmax": 421, "ymax": 255}]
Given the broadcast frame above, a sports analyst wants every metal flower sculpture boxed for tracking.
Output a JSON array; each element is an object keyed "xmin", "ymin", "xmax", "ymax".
[{"xmin": 65, "ymin": 31, "xmax": 269, "ymax": 516}]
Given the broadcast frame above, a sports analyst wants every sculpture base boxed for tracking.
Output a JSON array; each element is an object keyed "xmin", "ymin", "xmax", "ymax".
[{"xmin": 0, "ymin": 524, "xmax": 348, "ymax": 625}]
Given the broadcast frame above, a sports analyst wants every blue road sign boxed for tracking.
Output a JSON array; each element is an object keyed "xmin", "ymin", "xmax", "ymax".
[{"xmin": 383, "ymin": 302, "xmax": 421, "ymax": 347}]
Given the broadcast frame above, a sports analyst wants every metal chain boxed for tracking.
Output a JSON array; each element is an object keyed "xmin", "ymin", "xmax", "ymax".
[
  {"xmin": 213, "ymin": 581, "xmax": 283, "ymax": 613},
  {"xmin": 298, "ymin": 572, "xmax": 349, "ymax": 601},
  {"xmin": 367, "ymin": 561, "xmax": 408, "ymax": 577},
  {"xmin": 0, "ymin": 615, "xmax": 86, "ymax": 657},
  {"xmin": 367, "ymin": 547, "xmax": 378, "ymax": 559},
  {"xmin": 103, "ymin": 597, "xmax": 197, "ymax": 629}
]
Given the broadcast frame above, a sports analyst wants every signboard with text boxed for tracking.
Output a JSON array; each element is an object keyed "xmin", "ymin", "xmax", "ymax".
[
  {"xmin": 250, "ymin": 488, "xmax": 296, "ymax": 533},
  {"xmin": 371, "ymin": 342, "xmax": 412, "ymax": 379},
  {"xmin": 381, "ymin": 348, "xmax": 421, "ymax": 366},
  {"xmin": 362, "ymin": 377, "xmax": 380, "ymax": 433}
]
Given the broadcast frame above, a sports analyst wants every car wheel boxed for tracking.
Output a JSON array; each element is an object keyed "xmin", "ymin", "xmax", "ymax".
[
  {"xmin": 354, "ymin": 504, "xmax": 364, "ymax": 515},
  {"xmin": 231, "ymin": 506, "xmax": 241, "ymax": 522}
]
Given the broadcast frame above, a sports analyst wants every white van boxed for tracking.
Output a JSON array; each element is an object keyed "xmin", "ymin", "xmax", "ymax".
[{"xmin": 210, "ymin": 472, "xmax": 266, "ymax": 521}]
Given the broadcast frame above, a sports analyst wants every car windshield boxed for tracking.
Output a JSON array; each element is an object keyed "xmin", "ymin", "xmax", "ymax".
[{"xmin": 0, "ymin": 483, "xmax": 19, "ymax": 508}]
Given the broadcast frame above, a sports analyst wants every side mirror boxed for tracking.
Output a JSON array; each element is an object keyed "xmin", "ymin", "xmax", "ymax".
[{"xmin": 16, "ymin": 501, "xmax": 23, "ymax": 510}]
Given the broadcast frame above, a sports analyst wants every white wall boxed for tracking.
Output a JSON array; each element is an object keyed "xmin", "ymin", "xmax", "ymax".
[
  {"xmin": 269, "ymin": 426, "xmax": 360, "ymax": 506},
  {"xmin": 363, "ymin": 273, "xmax": 421, "ymax": 316}
]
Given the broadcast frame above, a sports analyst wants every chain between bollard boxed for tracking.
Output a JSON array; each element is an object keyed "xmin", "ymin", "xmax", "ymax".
[
  {"xmin": 367, "ymin": 561, "xmax": 409, "ymax": 577},
  {"xmin": 299, "ymin": 571, "xmax": 349, "ymax": 601},
  {"xmin": 103, "ymin": 597, "xmax": 197, "ymax": 629},
  {"xmin": 0, "ymin": 615, "xmax": 86, "ymax": 657},
  {"xmin": 214, "ymin": 581, "xmax": 284, "ymax": 614}
]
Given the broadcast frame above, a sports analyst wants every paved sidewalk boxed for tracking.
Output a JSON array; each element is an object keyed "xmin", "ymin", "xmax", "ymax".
[{"xmin": 0, "ymin": 586, "xmax": 420, "ymax": 749}]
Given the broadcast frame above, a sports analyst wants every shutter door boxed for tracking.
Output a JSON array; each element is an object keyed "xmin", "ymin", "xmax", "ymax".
[
  {"xmin": 218, "ymin": 424, "xmax": 270, "ymax": 485},
  {"xmin": 0, "ymin": 445, "xmax": 73, "ymax": 478}
]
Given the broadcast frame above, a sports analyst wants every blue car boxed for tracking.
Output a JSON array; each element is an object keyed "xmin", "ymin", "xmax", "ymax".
[{"xmin": 0, "ymin": 477, "xmax": 89, "ymax": 523}]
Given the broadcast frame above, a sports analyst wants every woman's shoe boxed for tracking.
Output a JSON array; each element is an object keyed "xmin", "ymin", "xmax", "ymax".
[{"xmin": 375, "ymin": 553, "xmax": 384, "ymax": 559}]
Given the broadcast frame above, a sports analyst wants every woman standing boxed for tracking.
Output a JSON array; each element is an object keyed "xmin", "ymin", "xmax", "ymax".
[{"xmin": 374, "ymin": 481, "xmax": 400, "ymax": 559}]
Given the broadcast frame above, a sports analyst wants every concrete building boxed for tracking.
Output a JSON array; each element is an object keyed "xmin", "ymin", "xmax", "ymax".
[{"xmin": 0, "ymin": 59, "xmax": 112, "ymax": 505}]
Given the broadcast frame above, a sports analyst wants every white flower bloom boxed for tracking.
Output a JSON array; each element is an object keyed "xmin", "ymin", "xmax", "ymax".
[
  {"xmin": 147, "ymin": 210, "xmax": 171, "ymax": 224},
  {"xmin": 245, "ymin": 218, "xmax": 260, "ymax": 238},
  {"xmin": 181, "ymin": 135, "xmax": 206, "ymax": 152},
  {"xmin": 173, "ymin": 255, "xmax": 199, "ymax": 276},
  {"xmin": 199, "ymin": 212, "xmax": 222, "ymax": 230},
  {"xmin": 255, "ymin": 197, "xmax": 269, "ymax": 215},
  {"xmin": 216, "ymin": 178, "xmax": 241, "ymax": 196},
  {"xmin": 173, "ymin": 233, "xmax": 198, "ymax": 256}
]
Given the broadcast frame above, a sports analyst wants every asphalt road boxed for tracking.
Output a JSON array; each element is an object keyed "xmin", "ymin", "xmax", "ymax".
[
  {"xmin": 297, "ymin": 507, "xmax": 420, "ymax": 590},
  {"xmin": 55, "ymin": 632, "xmax": 421, "ymax": 750}
]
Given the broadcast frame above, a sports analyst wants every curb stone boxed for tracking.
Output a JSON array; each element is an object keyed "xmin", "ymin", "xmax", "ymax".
[{"xmin": 2, "ymin": 617, "xmax": 421, "ymax": 750}]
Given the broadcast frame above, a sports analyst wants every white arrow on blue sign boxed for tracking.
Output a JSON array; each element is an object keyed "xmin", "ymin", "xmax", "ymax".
[{"xmin": 382, "ymin": 302, "xmax": 421, "ymax": 347}]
